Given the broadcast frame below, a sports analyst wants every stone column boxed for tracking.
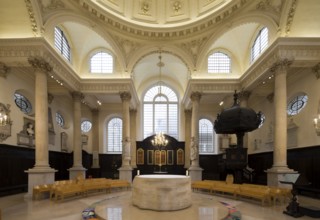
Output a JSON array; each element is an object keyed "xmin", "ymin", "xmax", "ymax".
[
  {"xmin": 267, "ymin": 59, "xmax": 296, "ymax": 187},
  {"xmin": 25, "ymin": 57, "xmax": 56, "ymax": 199},
  {"xmin": 68, "ymin": 92, "xmax": 86, "ymax": 180},
  {"xmin": 119, "ymin": 91, "xmax": 132, "ymax": 182},
  {"xmin": 188, "ymin": 92, "xmax": 203, "ymax": 181},
  {"xmin": 130, "ymin": 109, "xmax": 137, "ymax": 168},
  {"xmin": 91, "ymin": 108, "xmax": 100, "ymax": 169},
  {"xmin": 184, "ymin": 109, "xmax": 192, "ymax": 169}
]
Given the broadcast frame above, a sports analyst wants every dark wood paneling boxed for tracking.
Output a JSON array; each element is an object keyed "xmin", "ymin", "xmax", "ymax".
[
  {"xmin": 200, "ymin": 154, "xmax": 224, "ymax": 180},
  {"xmin": 248, "ymin": 146, "xmax": 320, "ymax": 189},
  {"xmin": 135, "ymin": 135, "xmax": 185, "ymax": 176}
]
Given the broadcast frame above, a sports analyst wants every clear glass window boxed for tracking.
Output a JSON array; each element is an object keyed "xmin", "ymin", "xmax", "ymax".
[
  {"xmin": 199, "ymin": 118, "xmax": 215, "ymax": 154},
  {"xmin": 251, "ymin": 27, "xmax": 268, "ymax": 62},
  {"xmin": 90, "ymin": 51, "xmax": 113, "ymax": 73},
  {"xmin": 54, "ymin": 27, "xmax": 71, "ymax": 61},
  {"xmin": 107, "ymin": 117, "xmax": 122, "ymax": 152},
  {"xmin": 208, "ymin": 52, "xmax": 231, "ymax": 73},
  {"xmin": 143, "ymin": 85, "xmax": 178, "ymax": 139}
]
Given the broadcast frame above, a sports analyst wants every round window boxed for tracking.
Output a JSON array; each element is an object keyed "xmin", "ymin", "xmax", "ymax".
[{"xmin": 81, "ymin": 120, "xmax": 92, "ymax": 133}]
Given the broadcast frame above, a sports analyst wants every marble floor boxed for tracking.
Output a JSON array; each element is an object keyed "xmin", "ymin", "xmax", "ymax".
[{"xmin": 0, "ymin": 191, "xmax": 317, "ymax": 220}]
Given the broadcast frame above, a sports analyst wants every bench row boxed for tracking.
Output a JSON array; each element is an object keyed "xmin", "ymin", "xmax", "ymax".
[
  {"xmin": 192, "ymin": 180, "xmax": 291, "ymax": 206},
  {"xmin": 33, "ymin": 178, "xmax": 131, "ymax": 201}
]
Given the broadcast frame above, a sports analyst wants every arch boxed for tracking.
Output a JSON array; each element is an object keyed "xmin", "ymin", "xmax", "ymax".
[
  {"xmin": 196, "ymin": 12, "xmax": 279, "ymax": 72},
  {"xmin": 43, "ymin": 12, "xmax": 126, "ymax": 72}
]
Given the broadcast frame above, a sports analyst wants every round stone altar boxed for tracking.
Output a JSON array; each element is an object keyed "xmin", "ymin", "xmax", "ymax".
[{"xmin": 132, "ymin": 174, "xmax": 191, "ymax": 211}]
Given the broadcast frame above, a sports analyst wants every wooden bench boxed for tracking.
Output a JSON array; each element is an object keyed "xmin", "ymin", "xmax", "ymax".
[
  {"xmin": 32, "ymin": 184, "xmax": 52, "ymax": 200},
  {"xmin": 235, "ymin": 185, "xmax": 271, "ymax": 206},
  {"xmin": 54, "ymin": 183, "xmax": 84, "ymax": 202}
]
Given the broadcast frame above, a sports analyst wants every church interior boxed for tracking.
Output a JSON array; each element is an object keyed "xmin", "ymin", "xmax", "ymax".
[{"xmin": 1, "ymin": 0, "xmax": 320, "ymax": 219}]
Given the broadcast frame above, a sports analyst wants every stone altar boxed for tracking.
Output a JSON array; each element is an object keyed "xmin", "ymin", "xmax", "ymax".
[{"xmin": 132, "ymin": 174, "xmax": 191, "ymax": 211}]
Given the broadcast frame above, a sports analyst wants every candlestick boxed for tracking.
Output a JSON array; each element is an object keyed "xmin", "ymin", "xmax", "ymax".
[
  {"xmin": 137, "ymin": 170, "xmax": 140, "ymax": 175},
  {"xmin": 186, "ymin": 170, "xmax": 189, "ymax": 176}
]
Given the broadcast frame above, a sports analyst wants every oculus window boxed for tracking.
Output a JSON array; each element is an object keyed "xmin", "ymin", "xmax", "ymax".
[
  {"xmin": 143, "ymin": 85, "xmax": 178, "ymax": 139},
  {"xmin": 208, "ymin": 52, "xmax": 231, "ymax": 73},
  {"xmin": 107, "ymin": 117, "xmax": 122, "ymax": 153},
  {"xmin": 251, "ymin": 27, "xmax": 268, "ymax": 62},
  {"xmin": 81, "ymin": 120, "xmax": 92, "ymax": 133},
  {"xmin": 56, "ymin": 112, "xmax": 65, "ymax": 128},
  {"xmin": 287, "ymin": 94, "xmax": 308, "ymax": 116},
  {"xmin": 90, "ymin": 51, "xmax": 113, "ymax": 73},
  {"xmin": 14, "ymin": 92, "xmax": 32, "ymax": 114},
  {"xmin": 199, "ymin": 118, "xmax": 215, "ymax": 154},
  {"xmin": 54, "ymin": 27, "xmax": 71, "ymax": 61}
]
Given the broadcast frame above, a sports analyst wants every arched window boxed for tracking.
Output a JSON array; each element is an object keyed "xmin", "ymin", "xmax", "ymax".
[
  {"xmin": 54, "ymin": 27, "xmax": 71, "ymax": 61},
  {"xmin": 199, "ymin": 118, "xmax": 215, "ymax": 154},
  {"xmin": 251, "ymin": 27, "xmax": 268, "ymax": 62},
  {"xmin": 208, "ymin": 52, "xmax": 231, "ymax": 73},
  {"xmin": 143, "ymin": 85, "xmax": 178, "ymax": 139},
  {"xmin": 90, "ymin": 51, "xmax": 113, "ymax": 73},
  {"xmin": 107, "ymin": 117, "xmax": 122, "ymax": 153}
]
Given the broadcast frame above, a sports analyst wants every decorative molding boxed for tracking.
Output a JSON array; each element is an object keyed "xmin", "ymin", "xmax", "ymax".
[
  {"xmin": 120, "ymin": 91, "xmax": 132, "ymax": 101},
  {"xmin": 24, "ymin": 0, "xmax": 38, "ymax": 36},
  {"xmin": 269, "ymin": 58, "xmax": 293, "ymax": 73},
  {"xmin": 39, "ymin": 0, "xmax": 65, "ymax": 12},
  {"xmin": 0, "ymin": 62, "xmax": 10, "ymax": 78},
  {"xmin": 239, "ymin": 90, "xmax": 251, "ymax": 100},
  {"xmin": 190, "ymin": 91, "xmax": 202, "ymax": 102},
  {"xmin": 285, "ymin": 0, "xmax": 298, "ymax": 36},
  {"xmin": 72, "ymin": 91, "xmax": 84, "ymax": 101},
  {"xmin": 179, "ymin": 37, "xmax": 209, "ymax": 66},
  {"xmin": 312, "ymin": 62, "xmax": 320, "ymax": 79},
  {"xmin": 266, "ymin": 92, "xmax": 274, "ymax": 103},
  {"xmin": 28, "ymin": 57, "xmax": 53, "ymax": 73},
  {"xmin": 70, "ymin": 0, "xmax": 250, "ymax": 40}
]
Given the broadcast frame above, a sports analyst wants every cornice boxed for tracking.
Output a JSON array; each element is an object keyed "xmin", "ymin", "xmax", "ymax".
[
  {"xmin": 66, "ymin": 0, "xmax": 252, "ymax": 41},
  {"xmin": 240, "ymin": 37, "xmax": 320, "ymax": 91}
]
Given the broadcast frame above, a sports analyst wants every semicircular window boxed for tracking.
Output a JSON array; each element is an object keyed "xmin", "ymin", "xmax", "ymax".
[
  {"xmin": 14, "ymin": 92, "xmax": 32, "ymax": 114},
  {"xmin": 81, "ymin": 120, "xmax": 92, "ymax": 133},
  {"xmin": 287, "ymin": 94, "xmax": 308, "ymax": 116}
]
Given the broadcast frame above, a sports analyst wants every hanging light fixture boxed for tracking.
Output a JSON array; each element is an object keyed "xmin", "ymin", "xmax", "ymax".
[
  {"xmin": 151, "ymin": 131, "xmax": 168, "ymax": 148},
  {"xmin": 0, "ymin": 103, "xmax": 11, "ymax": 126},
  {"xmin": 157, "ymin": 50, "xmax": 164, "ymax": 95}
]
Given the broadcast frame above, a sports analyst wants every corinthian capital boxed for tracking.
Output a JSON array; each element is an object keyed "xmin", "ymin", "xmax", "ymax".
[
  {"xmin": 71, "ymin": 91, "xmax": 84, "ymax": 101},
  {"xmin": 28, "ymin": 57, "xmax": 52, "ymax": 73},
  {"xmin": 312, "ymin": 63, "xmax": 320, "ymax": 79},
  {"xmin": 270, "ymin": 58, "xmax": 293, "ymax": 73},
  {"xmin": 190, "ymin": 91, "xmax": 201, "ymax": 102},
  {"xmin": 0, "ymin": 62, "xmax": 10, "ymax": 78},
  {"xmin": 120, "ymin": 91, "xmax": 131, "ymax": 101}
]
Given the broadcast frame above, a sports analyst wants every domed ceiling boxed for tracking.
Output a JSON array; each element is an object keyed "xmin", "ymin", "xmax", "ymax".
[{"xmin": 89, "ymin": 0, "xmax": 233, "ymax": 28}]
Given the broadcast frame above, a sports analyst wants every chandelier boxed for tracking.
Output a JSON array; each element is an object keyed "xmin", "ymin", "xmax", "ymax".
[
  {"xmin": 151, "ymin": 132, "xmax": 168, "ymax": 147},
  {"xmin": 0, "ymin": 103, "xmax": 11, "ymax": 126}
]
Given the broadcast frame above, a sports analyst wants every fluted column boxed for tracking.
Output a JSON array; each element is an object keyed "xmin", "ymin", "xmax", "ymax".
[
  {"xmin": 119, "ymin": 91, "xmax": 132, "ymax": 182},
  {"xmin": 91, "ymin": 108, "xmax": 100, "ymax": 169},
  {"xmin": 184, "ymin": 109, "xmax": 192, "ymax": 169},
  {"xmin": 25, "ymin": 57, "xmax": 56, "ymax": 199},
  {"xmin": 188, "ymin": 92, "xmax": 203, "ymax": 181},
  {"xmin": 267, "ymin": 59, "xmax": 296, "ymax": 187},
  {"xmin": 68, "ymin": 92, "xmax": 86, "ymax": 180}
]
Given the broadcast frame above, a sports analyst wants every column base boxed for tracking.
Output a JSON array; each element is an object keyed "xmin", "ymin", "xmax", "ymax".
[
  {"xmin": 118, "ymin": 166, "xmax": 133, "ymax": 183},
  {"xmin": 24, "ymin": 166, "xmax": 57, "ymax": 199},
  {"xmin": 188, "ymin": 166, "xmax": 203, "ymax": 181},
  {"xmin": 266, "ymin": 166, "xmax": 298, "ymax": 188},
  {"xmin": 68, "ymin": 166, "xmax": 87, "ymax": 180}
]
